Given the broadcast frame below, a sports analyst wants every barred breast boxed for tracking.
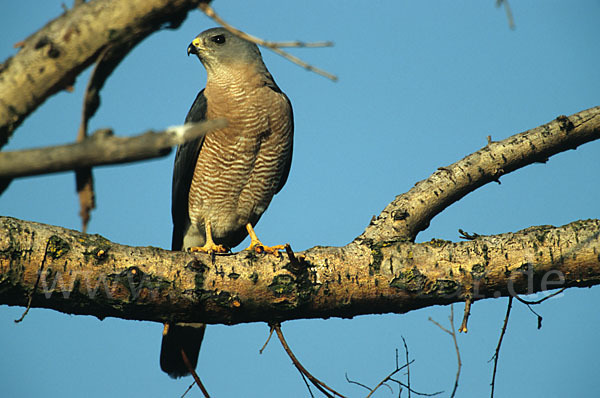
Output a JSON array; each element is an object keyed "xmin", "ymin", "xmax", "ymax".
[{"xmin": 187, "ymin": 71, "xmax": 293, "ymax": 248}]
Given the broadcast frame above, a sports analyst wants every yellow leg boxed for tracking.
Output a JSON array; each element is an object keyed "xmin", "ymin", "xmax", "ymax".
[
  {"xmin": 245, "ymin": 223, "xmax": 285, "ymax": 254},
  {"xmin": 189, "ymin": 222, "xmax": 228, "ymax": 254}
]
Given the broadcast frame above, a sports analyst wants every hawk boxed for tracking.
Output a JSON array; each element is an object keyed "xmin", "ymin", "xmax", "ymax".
[{"xmin": 160, "ymin": 28, "xmax": 294, "ymax": 378}]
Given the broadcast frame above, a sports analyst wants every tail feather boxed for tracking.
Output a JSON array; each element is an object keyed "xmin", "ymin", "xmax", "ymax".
[{"xmin": 160, "ymin": 323, "xmax": 206, "ymax": 378}]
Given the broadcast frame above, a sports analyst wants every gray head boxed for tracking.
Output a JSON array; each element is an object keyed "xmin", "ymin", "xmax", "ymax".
[{"xmin": 187, "ymin": 28, "xmax": 264, "ymax": 72}]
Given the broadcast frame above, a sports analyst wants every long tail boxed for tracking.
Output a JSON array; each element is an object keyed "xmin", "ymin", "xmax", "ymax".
[{"xmin": 160, "ymin": 323, "xmax": 206, "ymax": 378}]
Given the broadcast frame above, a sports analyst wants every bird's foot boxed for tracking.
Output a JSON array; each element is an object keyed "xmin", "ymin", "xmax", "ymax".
[
  {"xmin": 247, "ymin": 240, "xmax": 286, "ymax": 255},
  {"xmin": 189, "ymin": 243, "xmax": 228, "ymax": 255},
  {"xmin": 244, "ymin": 223, "xmax": 284, "ymax": 255}
]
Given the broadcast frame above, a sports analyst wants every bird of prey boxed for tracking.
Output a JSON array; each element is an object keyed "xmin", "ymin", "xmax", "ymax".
[{"xmin": 160, "ymin": 28, "xmax": 294, "ymax": 378}]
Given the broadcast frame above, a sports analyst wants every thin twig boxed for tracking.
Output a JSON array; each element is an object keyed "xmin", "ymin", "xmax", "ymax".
[
  {"xmin": 514, "ymin": 288, "xmax": 565, "ymax": 330},
  {"xmin": 388, "ymin": 379, "xmax": 403, "ymax": 398},
  {"xmin": 489, "ymin": 296, "xmax": 513, "ymax": 398},
  {"xmin": 14, "ymin": 239, "xmax": 51, "ymax": 323},
  {"xmin": 263, "ymin": 40, "xmax": 333, "ymax": 48},
  {"xmin": 519, "ymin": 301, "xmax": 543, "ymax": 329},
  {"xmin": 496, "ymin": 0, "xmax": 515, "ymax": 29},
  {"xmin": 199, "ymin": 3, "xmax": 338, "ymax": 81},
  {"xmin": 458, "ymin": 296, "xmax": 472, "ymax": 333},
  {"xmin": 345, "ymin": 372, "xmax": 372, "ymax": 391},
  {"xmin": 274, "ymin": 324, "xmax": 346, "ymax": 398},
  {"xmin": 347, "ymin": 359, "xmax": 436, "ymax": 397},
  {"xmin": 300, "ymin": 371, "xmax": 316, "ymax": 398},
  {"xmin": 181, "ymin": 349, "xmax": 210, "ymax": 398},
  {"xmin": 180, "ymin": 381, "xmax": 195, "ymax": 398},
  {"xmin": 388, "ymin": 378, "xmax": 442, "ymax": 397},
  {"xmin": 259, "ymin": 324, "xmax": 275, "ymax": 354},
  {"xmin": 458, "ymin": 229, "xmax": 481, "ymax": 240},
  {"xmin": 346, "ymin": 343, "xmax": 439, "ymax": 398},
  {"xmin": 402, "ymin": 336, "xmax": 411, "ymax": 398},
  {"xmin": 514, "ymin": 287, "xmax": 566, "ymax": 305},
  {"xmin": 365, "ymin": 363, "xmax": 410, "ymax": 398},
  {"xmin": 428, "ymin": 305, "xmax": 461, "ymax": 398},
  {"xmin": 448, "ymin": 307, "xmax": 461, "ymax": 398},
  {"xmin": 284, "ymin": 243, "xmax": 298, "ymax": 264},
  {"xmin": 284, "ymin": 243, "xmax": 308, "ymax": 275},
  {"xmin": 366, "ymin": 369, "xmax": 405, "ymax": 398}
]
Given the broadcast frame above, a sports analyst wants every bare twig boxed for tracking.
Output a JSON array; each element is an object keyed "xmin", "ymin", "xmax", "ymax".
[
  {"xmin": 300, "ymin": 371, "xmax": 316, "ymax": 398},
  {"xmin": 402, "ymin": 336, "xmax": 411, "ymax": 398},
  {"xmin": 0, "ymin": 120, "xmax": 226, "ymax": 180},
  {"xmin": 284, "ymin": 243, "xmax": 308, "ymax": 275},
  {"xmin": 365, "ymin": 359, "xmax": 440, "ymax": 397},
  {"xmin": 389, "ymin": 380, "xmax": 442, "ymax": 397},
  {"xmin": 14, "ymin": 239, "xmax": 51, "ymax": 323},
  {"xmin": 274, "ymin": 323, "xmax": 346, "ymax": 398},
  {"xmin": 259, "ymin": 324, "xmax": 275, "ymax": 354},
  {"xmin": 199, "ymin": 3, "xmax": 338, "ymax": 81},
  {"xmin": 180, "ymin": 381, "xmax": 195, "ymax": 398},
  {"xmin": 496, "ymin": 0, "xmax": 515, "ymax": 29},
  {"xmin": 458, "ymin": 229, "xmax": 481, "ymax": 240},
  {"xmin": 284, "ymin": 243, "xmax": 298, "ymax": 264},
  {"xmin": 344, "ymin": 372, "xmax": 372, "ymax": 392},
  {"xmin": 458, "ymin": 296, "xmax": 472, "ymax": 333},
  {"xmin": 514, "ymin": 288, "xmax": 566, "ymax": 330},
  {"xmin": 515, "ymin": 287, "xmax": 566, "ymax": 305},
  {"xmin": 519, "ymin": 301, "xmax": 543, "ymax": 330},
  {"xmin": 448, "ymin": 308, "xmax": 462, "ymax": 398},
  {"xmin": 489, "ymin": 296, "xmax": 513, "ymax": 398},
  {"xmin": 428, "ymin": 305, "xmax": 461, "ymax": 398},
  {"xmin": 181, "ymin": 349, "xmax": 210, "ymax": 398},
  {"xmin": 365, "ymin": 362, "xmax": 410, "ymax": 398},
  {"xmin": 346, "ymin": 344, "xmax": 438, "ymax": 398}
]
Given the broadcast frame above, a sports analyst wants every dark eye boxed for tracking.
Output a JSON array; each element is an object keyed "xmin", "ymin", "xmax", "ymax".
[{"xmin": 210, "ymin": 34, "xmax": 226, "ymax": 44}]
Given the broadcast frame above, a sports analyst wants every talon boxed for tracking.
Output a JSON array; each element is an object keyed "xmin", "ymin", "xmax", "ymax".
[
  {"xmin": 188, "ymin": 222, "xmax": 229, "ymax": 254},
  {"xmin": 245, "ymin": 224, "xmax": 285, "ymax": 255},
  {"xmin": 189, "ymin": 244, "xmax": 228, "ymax": 254}
]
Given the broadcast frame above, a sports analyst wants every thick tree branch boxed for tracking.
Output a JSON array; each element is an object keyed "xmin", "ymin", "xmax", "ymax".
[
  {"xmin": 1, "ymin": 216, "xmax": 599, "ymax": 325},
  {"xmin": 0, "ymin": 0, "xmax": 206, "ymax": 148},
  {"xmin": 0, "ymin": 120, "xmax": 225, "ymax": 179},
  {"xmin": 2, "ymin": 106, "xmax": 600, "ymax": 325},
  {"xmin": 359, "ymin": 106, "xmax": 600, "ymax": 243}
]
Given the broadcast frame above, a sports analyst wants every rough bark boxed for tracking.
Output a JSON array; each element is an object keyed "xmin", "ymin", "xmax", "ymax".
[
  {"xmin": 359, "ymin": 106, "xmax": 600, "ymax": 243},
  {"xmin": 1, "ymin": 105, "xmax": 600, "ymax": 325},
  {"xmin": 0, "ymin": 0, "xmax": 205, "ymax": 148},
  {"xmin": 0, "ymin": 0, "xmax": 598, "ymax": 334},
  {"xmin": 1, "ymin": 216, "xmax": 599, "ymax": 325}
]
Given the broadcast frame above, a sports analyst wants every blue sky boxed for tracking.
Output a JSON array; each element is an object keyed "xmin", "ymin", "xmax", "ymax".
[{"xmin": 1, "ymin": 1, "xmax": 599, "ymax": 397}]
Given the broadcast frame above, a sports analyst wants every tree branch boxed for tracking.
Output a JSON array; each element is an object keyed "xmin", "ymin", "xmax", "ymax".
[
  {"xmin": 199, "ymin": 3, "xmax": 338, "ymax": 81},
  {"xmin": 0, "ymin": 0, "xmax": 205, "ymax": 148},
  {"xmin": 0, "ymin": 120, "xmax": 226, "ymax": 179},
  {"xmin": 2, "ymin": 105, "xmax": 600, "ymax": 324},
  {"xmin": 359, "ymin": 106, "xmax": 600, "ymax": 243},
  {"xmin": 1, "ymin": 216, "xmax": 598, "ymax": 325}
]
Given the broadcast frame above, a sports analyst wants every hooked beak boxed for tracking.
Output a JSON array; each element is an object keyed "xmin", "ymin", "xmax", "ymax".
[{"xmin": 187, "ymin": 42, "xmax": 198, "ymax": 56}]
